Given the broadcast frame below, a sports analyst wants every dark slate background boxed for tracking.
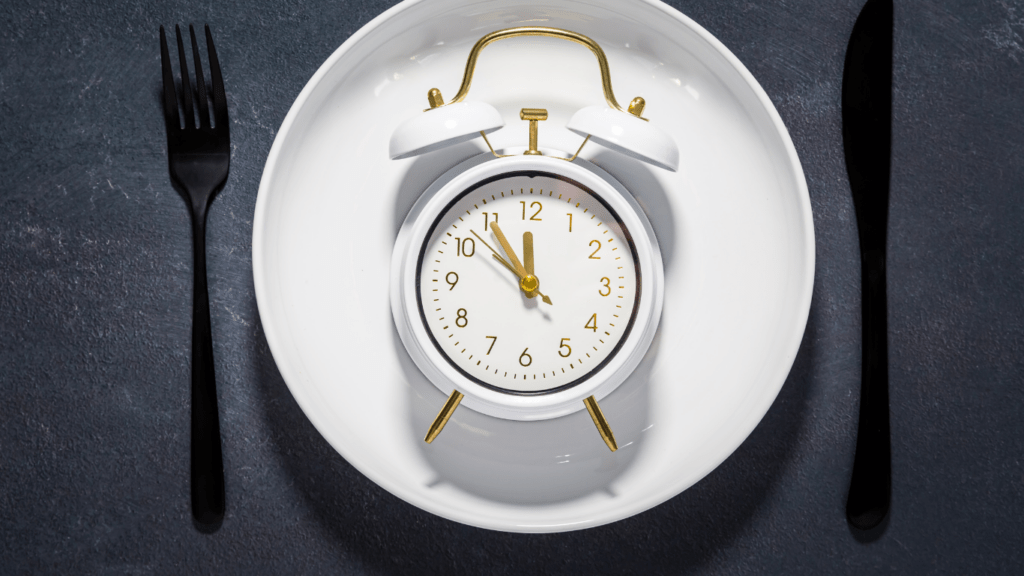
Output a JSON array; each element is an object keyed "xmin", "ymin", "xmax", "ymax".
[{"xmin": 1, "ymin": 0, "xmax": 1022, "ymax": 573}]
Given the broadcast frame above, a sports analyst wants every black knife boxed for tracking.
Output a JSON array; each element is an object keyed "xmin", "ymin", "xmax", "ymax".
[{"xmin": 842, "ymin": 0, "xmax": 893, "ymax": 531}]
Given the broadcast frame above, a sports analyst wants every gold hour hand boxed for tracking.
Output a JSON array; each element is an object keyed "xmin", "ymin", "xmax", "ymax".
[
  {"xmin": 470, "ymin": 229, "xmax": 515, "ymax": 272},
  {"xmin": 489, "ymin": 223, "xmax": 525, "ymax": 276},
  {"xmin": 469, "ymin": 227, "xmax": 552, "ymax": 305},
  {"xmin": 491, "ymin": 253, "xmax": 519, "ymax": 276}
]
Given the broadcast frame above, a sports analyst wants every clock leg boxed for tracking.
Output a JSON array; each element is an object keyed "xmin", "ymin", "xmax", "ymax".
[
  {"xmin": 424, "ymin": 390, "xmax": 464, "ymax": 444},
  {"xmin": 584, "ymin": 396, "xmax": 618, "ymax": 452}
]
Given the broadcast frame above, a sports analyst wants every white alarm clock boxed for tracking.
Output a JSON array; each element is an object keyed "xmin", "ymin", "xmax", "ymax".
[{"xmin": 389, "ymin": 27, "xmax": 679, "ymax": 451}]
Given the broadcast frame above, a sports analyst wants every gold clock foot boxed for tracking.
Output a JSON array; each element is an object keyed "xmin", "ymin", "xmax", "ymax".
[
  {"xmin": 424, "ymin": 390, "xmax": 464, "ymax": 444},
  {"xmin": 584, "ymin": 395, "xmax": 618, "ymax": 452}
]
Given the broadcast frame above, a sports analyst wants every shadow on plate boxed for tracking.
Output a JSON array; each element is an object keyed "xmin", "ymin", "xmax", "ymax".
[
  {"xmin": 253, "ymin": 290, "xmax": 816, "ymax": 574},
  {"xmin": 398, "ymin": 329, "xmax": 653, "ymax": 506}
]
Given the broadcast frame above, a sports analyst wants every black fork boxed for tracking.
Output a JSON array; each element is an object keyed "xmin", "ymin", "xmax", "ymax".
[{"xmin": 160, "ymin": 24, "xmax": 229, "ymax": 530}]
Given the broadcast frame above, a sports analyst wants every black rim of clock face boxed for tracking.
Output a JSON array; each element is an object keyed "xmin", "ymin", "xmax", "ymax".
[{"xmin": 414, "ymin": 170, "xmax": 643, "ymax": 396}]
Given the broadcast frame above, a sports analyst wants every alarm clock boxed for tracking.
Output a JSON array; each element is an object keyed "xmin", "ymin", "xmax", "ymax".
[{"xmin": 389, "ymin": 26, "xmax": 679, "ymax": 451}]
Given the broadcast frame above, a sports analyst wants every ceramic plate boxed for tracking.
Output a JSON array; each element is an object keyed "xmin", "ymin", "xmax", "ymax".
[{"xmin": 253, "ymin": 0, "xmax": 813, "ymax": 532}]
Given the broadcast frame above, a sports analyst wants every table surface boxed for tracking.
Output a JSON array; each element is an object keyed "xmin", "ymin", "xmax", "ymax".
[{"xmin": 2, "ymin": 0, "xmax": 1023, "ymax": 573}]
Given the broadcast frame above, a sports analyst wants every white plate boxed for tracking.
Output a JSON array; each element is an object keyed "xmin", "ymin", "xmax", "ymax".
[{"xmin": 253, "ymin": 0, "xmax": 813, "ymax": 533}]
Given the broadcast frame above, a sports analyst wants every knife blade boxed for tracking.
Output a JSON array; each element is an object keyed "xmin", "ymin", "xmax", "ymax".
[{"xmin": 842, "ymin": 0, "xmax": 893, "ymax": 531}]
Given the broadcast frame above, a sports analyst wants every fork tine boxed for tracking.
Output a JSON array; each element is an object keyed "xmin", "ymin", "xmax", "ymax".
[
  {"xmin": 159, "ymin": 26, "xmax": 180, "ymax": 131},
  {"xmin": 189, "ymin": 25, "xmax": 211, "ymax": 129},
  {"xmin": 175, "ymin": 25, "xmax": 195, "ymax": 129},
  {"xmin": 205, "ymin": 25, "xmax": 228, "ymax": 130}
]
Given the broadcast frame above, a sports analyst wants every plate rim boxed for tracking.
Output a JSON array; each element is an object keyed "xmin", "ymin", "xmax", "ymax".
[{"xmin": 252, "ymin": 0, "xmax": 815, "ymax": 532}]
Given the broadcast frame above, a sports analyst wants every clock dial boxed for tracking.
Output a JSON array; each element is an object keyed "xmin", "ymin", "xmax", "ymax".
[{"xmin": 417, "ymin": 171, "xmax": 640, "ymax": 394}]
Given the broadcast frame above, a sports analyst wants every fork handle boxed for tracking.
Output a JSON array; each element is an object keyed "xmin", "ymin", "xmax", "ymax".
[{"xmin": 190, "ymin": 210, "xmax": 225, "ymax": 527}]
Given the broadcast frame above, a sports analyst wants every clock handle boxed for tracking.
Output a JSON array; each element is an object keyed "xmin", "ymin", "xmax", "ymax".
[{"xmin": 429, "ymin": 26, "xmax": 644, "ymax": 119}]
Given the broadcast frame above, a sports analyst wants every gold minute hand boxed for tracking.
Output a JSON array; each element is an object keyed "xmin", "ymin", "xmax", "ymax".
[
  {"xmin": 520, "ymin": 232, "xmax": 551, "ymax": 304},
  {"xmin": 523, "ymin": 231, "xmax": 537, "ymax": 300},
  {"xmin": 523, "ymin": 231, "xmax": 534, "ymax": 277}
]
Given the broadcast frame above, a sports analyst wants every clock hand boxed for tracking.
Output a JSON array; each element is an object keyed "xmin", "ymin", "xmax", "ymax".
[
  {"xmin": 469, "ymin": 227, "xmax": 552, "ymax": 305},
  {"xmin": 491, "ymin": 253, "xmax": 520, "ymax": 276},
  {"xmin": 488, "ymin": 254, "xmax": 552, "ymax": 304},
  {"xmin": 470, "ymin": 228, "xmax": 515, "ymax": 272},
  {"xmin": 520, "ymin": 229, "xmax": 536, "ymax": 278},
  {"xmin": 517, "ymin": 230, "xmax": 551, "ymax": 304},
  {"xmin": 491, "ymin": 225, "xmax": 554, "ymax": 304},
  {"xmin": 515, "ymin": 229, "xmax": 553, "ymax": 305},
  {"xmin": 488, "ymin": 223, "xmax": 525, "ymax": 276},
  {"xmin": 521, "ymin": 231, "xmax": 548, "ymax": 301}
]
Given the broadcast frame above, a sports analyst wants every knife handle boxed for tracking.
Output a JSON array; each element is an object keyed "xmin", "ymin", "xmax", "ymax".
[{"xmin": 846, "ymin": 247, "xmax": 891, "ymax": 530}]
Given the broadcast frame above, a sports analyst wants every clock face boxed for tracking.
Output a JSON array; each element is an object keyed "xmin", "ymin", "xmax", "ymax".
[{"xmin": 416, "ymin": 171, "xmax": 641, "ymax": 394}]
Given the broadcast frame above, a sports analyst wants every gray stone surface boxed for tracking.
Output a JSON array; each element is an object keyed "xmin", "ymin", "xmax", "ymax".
[{"xmin": 1, "ymin": 0, "xmax": 1022, "ymax": 573}]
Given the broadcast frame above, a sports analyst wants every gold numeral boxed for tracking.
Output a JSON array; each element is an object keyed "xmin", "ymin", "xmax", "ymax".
[
  {"xmin": 446, "ymin": 272, "xmax": 459, "ymax": 290},
  {"xmin": 519, "ymin": 348, "xmax": 532, "ymax": 366},
  {"xmin": 485, "ymin": 335, "xmax": 497, "ymax": 355},
  {"xmin": 558, "ymin": 338, "xmax": 572, "ymax": 357},
  {"xmin": 482, "ymin": 212, "xmax": 498, "ymax": 231},
  {"xmin": 520, "ymin": 201, "xmax": 542, "ymax": 220},
  {"xmin": 456, "ymin": 308, "xmax": 468, "ymax": 328},
  {"xmin": 589, "ymin": 240, "xmax": 601, "ymax": 259},
  {"xmin": 567, "ymin": 213, "xmax": 572, "ymax": 232},
  {"xmin": 585, "ymin": 314, "xmax": 597, "ymax": 332},
  {"xmin": 454, "ymin": 237, "xmax": 476, "ymax": 257},
  {"xmin": 599, "ymin": 277, "xmax": 611, "ymax": 296}
]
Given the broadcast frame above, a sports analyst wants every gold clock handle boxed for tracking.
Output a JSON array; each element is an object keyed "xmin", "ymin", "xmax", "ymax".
[{"xmin": 428, "ymin": 26, "xmax": 640, "ymax": 117}]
